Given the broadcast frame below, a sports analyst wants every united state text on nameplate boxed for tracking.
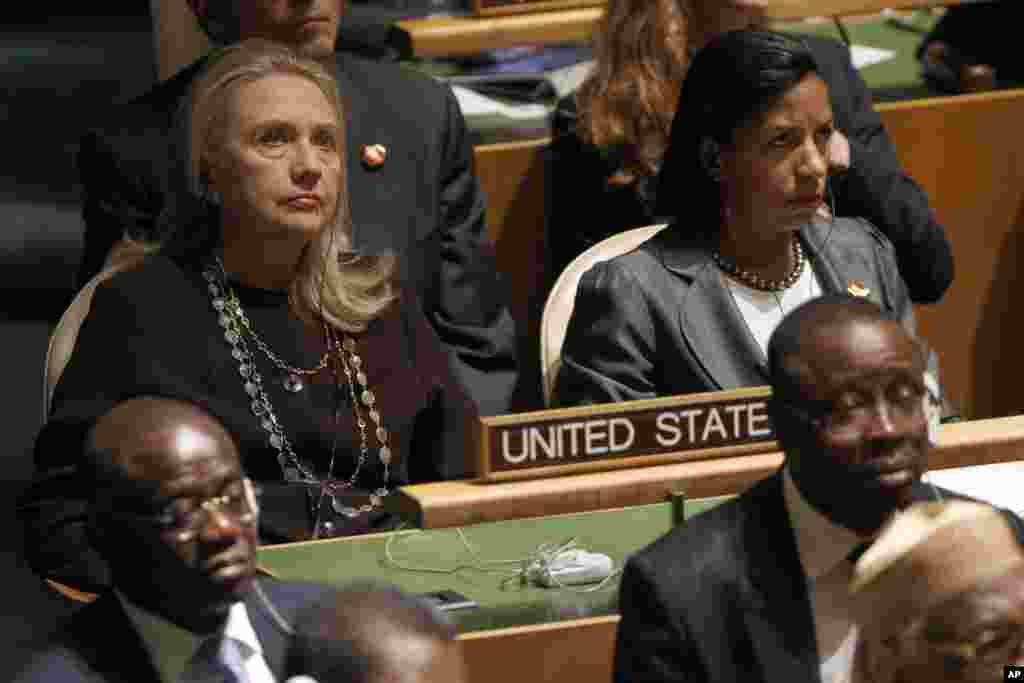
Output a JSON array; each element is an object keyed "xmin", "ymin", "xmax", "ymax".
[{"xmin": 479, "ymin": 387, "xmax": 776, "ymax": 481}]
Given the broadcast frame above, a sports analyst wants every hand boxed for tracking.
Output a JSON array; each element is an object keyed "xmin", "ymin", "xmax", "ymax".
[{"xmin": 828, "ymin": 129, "xmax": 851, "ymax": 175}]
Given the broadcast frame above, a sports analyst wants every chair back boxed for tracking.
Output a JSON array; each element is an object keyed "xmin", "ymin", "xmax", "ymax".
[
  {"xmin": 540, "ymin": 224, "xmax": 668, "ymax": 405},
  {"xmin": 43, "ymin": 248, "xmax": 147, "ymax": 417}
]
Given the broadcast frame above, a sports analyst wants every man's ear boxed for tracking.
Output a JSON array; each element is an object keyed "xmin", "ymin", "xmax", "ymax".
[
  {"xmin": 766, "ymin": 395, "xmax": 790, "ymax": 441},
  {"xmin": 243, "ymin": 478, "xmax": 260, "ymax": 525}
]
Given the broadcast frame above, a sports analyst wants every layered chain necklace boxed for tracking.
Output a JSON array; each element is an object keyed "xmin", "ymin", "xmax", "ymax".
[
  {"xmin": 712, "ymin": 235, "xmax": 805, "ymax": 292},
  {"xmin": 203, "ymin": 260, "xmax": 391, "ymax": 522}
]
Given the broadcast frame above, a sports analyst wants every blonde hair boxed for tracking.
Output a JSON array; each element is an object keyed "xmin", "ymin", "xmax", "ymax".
[
  {"xmin": 185, "ymin": 38, "xmax": 395, "ymax": 333},
  {"xmin": 574, "ymin": 0, "xmax": 691, "ymax": 189}
]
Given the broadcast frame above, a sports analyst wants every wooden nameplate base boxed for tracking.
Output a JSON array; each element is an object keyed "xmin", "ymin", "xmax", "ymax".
[{"xmin": 478, "ymin": 387, "xmax": 776, "ymax": 482}]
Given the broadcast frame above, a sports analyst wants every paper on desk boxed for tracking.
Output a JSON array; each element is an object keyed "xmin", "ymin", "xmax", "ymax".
[
  {"xmin": 926, "ymin": 462, "xmax": 1024, "ymax": 516},
  {"xmin": 851, "ymin": 44, "xmax": 896, "ymax": 70},
  {"xmin": 451, "ymin": 85, "xmax": 550, "ymax": 120},
  {"xmin": 547, "ymin": 60, "xmax": 595, "ymax": 100},
  {"xmin": 452, "ymin": 48, "xmax": 890, "ymax": 116}
]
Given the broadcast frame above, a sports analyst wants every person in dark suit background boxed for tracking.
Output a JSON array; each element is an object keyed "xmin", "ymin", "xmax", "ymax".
[
  {"xmin": 285, "ymin": 582, "xmax": 467, "ymax": 683},
  {"xmin": 612, "ymin": 295, "xmax": 981, "ymax": 683},
  {"xmin": 15, "ymin": 396, "xmax": 331, "ymax": 683},
  {"xmin": 549, "ymin": 0, "xmax": 952, "ymax": 304},
  {"xmin": 918, "ymin": 0, "xmax": 1024, "ymax": 94},
  {"xmin": 553, "ymin": 31, "xmax": 931, "ymax": 408},
  {"xmin": 77, "ymin": 0, "xmax": 517, "ymax": 417}
]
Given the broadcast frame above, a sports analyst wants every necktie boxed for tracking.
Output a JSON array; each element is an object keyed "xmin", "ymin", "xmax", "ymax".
[{"xmin": 186, "ymin": 635, "xmax": 249, "ymax": 683}]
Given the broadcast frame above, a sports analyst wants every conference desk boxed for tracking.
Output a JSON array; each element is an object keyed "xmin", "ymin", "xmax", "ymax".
[
  {"xmin": 260, "ymin": 495, "xmax": 727, "ymax": 632},
  {"xmin": 262, "ymin": 417, "xmax": 1024, "ymax": 613},
  {"xmin": 259, "ymin": 496, "xmax": 723, "ymax": 683},
  {"xmin": 400, "ymin": 1, "xmax": 962, "ymax": 57},
  {"xmin": 458, "ymin": 10, "xmax": 944, "ymax": 146}
]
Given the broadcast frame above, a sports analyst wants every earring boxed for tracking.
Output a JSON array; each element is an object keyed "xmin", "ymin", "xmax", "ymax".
[{"xmin": 700, "ymin": 138, "xmax": 722, "ymax": 183}]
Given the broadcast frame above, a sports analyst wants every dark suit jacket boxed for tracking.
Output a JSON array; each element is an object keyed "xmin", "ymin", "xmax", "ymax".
[
  {"xmin": 77, "ymin": 52, "xmax": 517, "ymax": 416},
  {"xmin": 613, "ymin": 473, "xmax": 953, "ymax": 683},
  {"xmin": 919, "ymin": 0, "xmax": 1024, "ymax": 85},
  {"xmin": 553, "ymin": 217, "xmax": 920, "ymax": 406},
  {"xmin": 549, "ymin": 34, "xmax": 953, "ymax": 304},
  {"xmin": 14, "ymin": 579, "xmax": 330, "ymax": 683}
]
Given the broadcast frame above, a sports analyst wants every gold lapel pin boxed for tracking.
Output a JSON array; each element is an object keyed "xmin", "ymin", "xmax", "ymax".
[
  {"xmin": 361, "ymin": 143, "xmax": 387, "ymax": 170},
  {"xmin": 847, "ymin": 280, "xmax": 871, "ymax": 297}
]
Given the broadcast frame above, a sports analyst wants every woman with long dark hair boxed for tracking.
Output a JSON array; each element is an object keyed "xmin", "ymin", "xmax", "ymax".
[
  {"xmin": 554, "ymin": 30, "xmax": 930, "ymax": 407},
  {"xmin": 548, "ymin": 1, "xmax": 952, "ymax": 304}
]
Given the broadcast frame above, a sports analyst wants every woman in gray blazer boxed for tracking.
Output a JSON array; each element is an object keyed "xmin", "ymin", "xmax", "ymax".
[{"xmin": 554, "ymin": 31, "xmax": 924, "ymax": 407}]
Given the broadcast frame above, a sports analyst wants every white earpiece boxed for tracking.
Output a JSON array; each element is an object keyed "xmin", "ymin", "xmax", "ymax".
[{"xmin": 922, "ymin": 371, "xmax": 942, "ymax": 446}]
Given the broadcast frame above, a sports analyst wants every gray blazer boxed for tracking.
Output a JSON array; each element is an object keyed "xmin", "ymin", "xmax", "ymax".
[{"xmin": 553, "ymin": 217, "xmax": 920, "ymax": 405}]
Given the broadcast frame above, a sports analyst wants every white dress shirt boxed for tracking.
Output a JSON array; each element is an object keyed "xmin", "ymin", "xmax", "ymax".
[
  {"xmin": 783, "ymin": 469, "xmax": 869, "ymax": 683},
  {"xmin": 117, "ymin": 591, "xmax": 276, "ymax": 683}
]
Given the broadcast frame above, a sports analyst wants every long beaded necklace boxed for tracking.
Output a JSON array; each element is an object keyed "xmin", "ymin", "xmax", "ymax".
[
  {"xmin": 322, "ymin": 328, "xmax": 391, "ymax": 517},
  {"xmin": 233, "ymin": 311, "xmax": 328, "ymax": 394},
  {"xmin": 203, "ymin": 260, "xmax": 392, "ymax": 524},
  {"xmin": 712, "ymin": 235, "xmax": 805, "ymax": 292}
]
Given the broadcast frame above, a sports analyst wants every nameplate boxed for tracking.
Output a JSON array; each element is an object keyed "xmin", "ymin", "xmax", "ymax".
[
  {"xmin": 473, "ymin": 0, "xmax": 604, "ymax": 18},
  {"xmin": 478, "ymin": 387, "xmax": 776, "ymax": 482}
]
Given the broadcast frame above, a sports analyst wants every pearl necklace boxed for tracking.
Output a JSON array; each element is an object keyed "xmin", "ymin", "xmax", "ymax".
[{"xmin": 712, "ymin": 236, "xmax": 805, "ymax": 292}]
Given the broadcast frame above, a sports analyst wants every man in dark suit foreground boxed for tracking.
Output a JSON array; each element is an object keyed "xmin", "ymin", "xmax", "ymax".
[
  {"xmin": 16, "ymin": 396, "xmax": 329, "ymax": 682},
  {"xmin": 614, "ymin": 295, "xmax": 951, "ymax": 683},
  {"xmin": 78, "ymin": 0, "xmax": 517, "ymax": 415}
]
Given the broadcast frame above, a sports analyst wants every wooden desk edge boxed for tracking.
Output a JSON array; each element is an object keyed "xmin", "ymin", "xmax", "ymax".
[
  {"xmin": 398, "ymin": 415, "xmax": 1024, "ymax": 528},
  {"xmin": 399, "ymin": 8, "xmax": 602, "ymax": 57},
  {"xmin": 399, "ymin": 1, "xmax": 964, "ymax": 57},
  {"xmin": 876, "ymin": 87, "xmax": 1024, "ymax": 114},
  {"xmin": 762, "ymin": 0, "xmax": 962, "ymax": 20},
  {"xmin": 457, "ymin": 613, "xmax": 620, "ymax": 641}
]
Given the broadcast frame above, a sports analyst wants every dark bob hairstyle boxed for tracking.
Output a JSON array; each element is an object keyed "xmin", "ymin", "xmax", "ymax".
[{"xmin": 655, "ymin": 30, "xmax": 821, "ymax": 232}]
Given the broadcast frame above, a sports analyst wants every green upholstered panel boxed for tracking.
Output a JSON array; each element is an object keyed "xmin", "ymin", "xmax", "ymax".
[{"xmin": 259, "ymin": 494, "xmax": 734, "ymax": 632}]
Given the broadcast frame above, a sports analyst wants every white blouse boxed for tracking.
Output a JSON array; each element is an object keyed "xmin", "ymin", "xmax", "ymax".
[{"xmin": 722, "ymin": 259, "xmax": 822, "ymax": 355}]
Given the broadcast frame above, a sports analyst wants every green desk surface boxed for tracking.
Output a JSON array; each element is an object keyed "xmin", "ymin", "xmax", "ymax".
[
  {"xmin": 795, "ymin": 13, "xmax": 938, "ymax": 100},
  {"xmin": 259, "ymin": 494, "xmax": 731, "ymax": 633}
]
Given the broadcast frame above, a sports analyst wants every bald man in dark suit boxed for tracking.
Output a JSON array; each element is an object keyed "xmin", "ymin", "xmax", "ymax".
[{"xmin": 16, "ymin": 396, "xmax": 331, "ymax": 683}]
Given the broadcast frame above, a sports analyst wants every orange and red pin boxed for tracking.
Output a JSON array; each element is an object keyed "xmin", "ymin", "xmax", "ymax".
[{"xmin": 361, "ymin": 144, "xmax": 387, "ymax": 170}]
